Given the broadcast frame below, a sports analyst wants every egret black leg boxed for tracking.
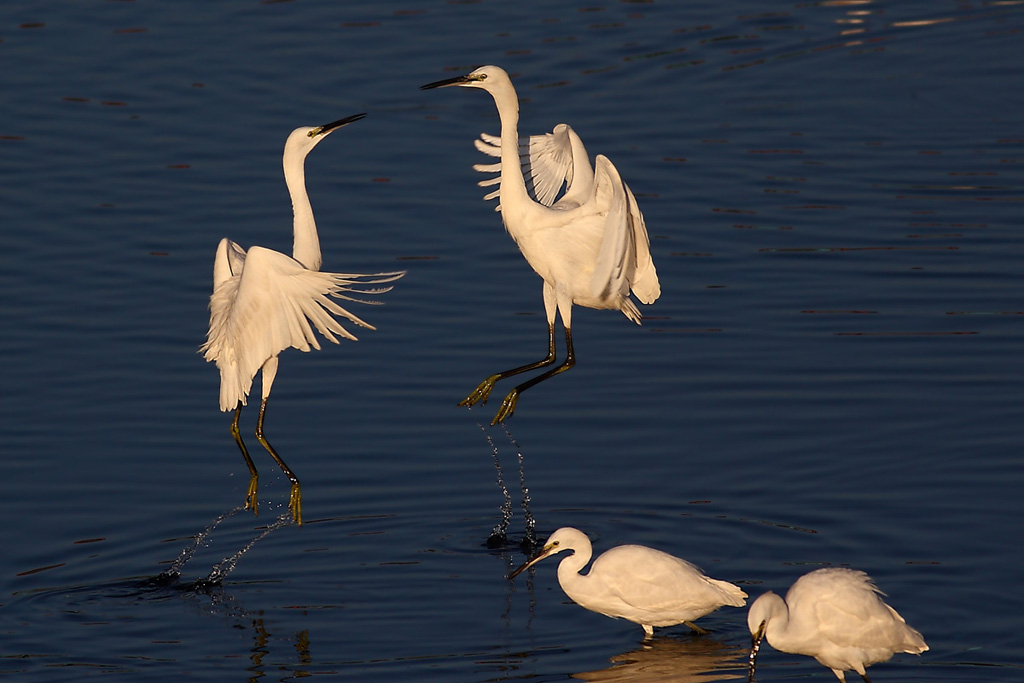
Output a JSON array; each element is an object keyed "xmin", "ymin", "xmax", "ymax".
[
  {"xmin": 255, "ymin": 397, "xmax": 302, "ymax": 525},
  {"xmin": 491, "ymin": 325, "xmax": 575, "ymax": 424},
  {"xmin": 459, "ymin": 323, "xmax": 558, "ymax": 409},
  {"xmin": 230, "ymin": 401, "xmax": 260, "ymax": 516},
  {"xmin": 683, "ymin": 620, "xmax": 710, "ymax": 635}
]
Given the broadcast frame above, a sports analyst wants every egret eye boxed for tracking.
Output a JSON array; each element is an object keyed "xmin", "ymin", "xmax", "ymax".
[{"xmin": 478, "ymin": 73, "xmax": 488, "ymax": 81}]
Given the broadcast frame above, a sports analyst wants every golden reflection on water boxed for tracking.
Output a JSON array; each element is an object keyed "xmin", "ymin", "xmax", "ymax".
[{"xmin": 573, "ymin": 637, "xmax": 745, "ymax": 683}]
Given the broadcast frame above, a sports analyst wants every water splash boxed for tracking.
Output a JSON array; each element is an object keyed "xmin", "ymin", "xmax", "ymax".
[
  {"xmin": 156, "ymin": 506, "xmax": 244, "ymax": 582},
  {"xmin": 202, "ymin": 512, "xmax": 293, "ymax": 585},
  {"xmin": 470, "ymin": 406, "xmax": 513, "ymax": 546},
  {"xmin": 501, "ymin": 422, "xmax": 537, "ymax": 551},
  {"xmin": 152, "ymin": 503, "xmax": 293, "ymax": 590}
]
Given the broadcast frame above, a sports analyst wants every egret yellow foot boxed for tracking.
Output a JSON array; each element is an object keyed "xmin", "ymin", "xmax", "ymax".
[
  {"xmin": 491, "ymin": 388, "xmax": 520, "ymax": 425},
  {"xmin": 289, "ymin": 482, "xmax": 303, "ymax": 526},
  {"xmin": 459, "ymin": 374, "xmax": 501, "ymax": 408},
  {"xmin": 245, "ymin": 475, "xmax": 260, "ymax": 516}
]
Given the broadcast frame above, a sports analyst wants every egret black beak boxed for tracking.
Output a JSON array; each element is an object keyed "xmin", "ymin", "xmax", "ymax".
[
  {"xmin": 311, "ymin": 112, "xmax": 366, "ymax": 137},
  {"xmin": 748, "ymin": 620, "xmax": 767, "ymax": 682},
  {"xmin": 507, "ymin": 543, "xmax": 556, "ymax": 580},
  {"xmin": 421, "ymin": 74, "xmax": 474, "ymax": 90}
]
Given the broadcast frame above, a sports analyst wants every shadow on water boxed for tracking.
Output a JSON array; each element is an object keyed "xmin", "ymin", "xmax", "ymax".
[
  {"xmin": 468, "ymin": 406, "xmax": 538, "ymax": 552},
  {"xmin": 573, "ymin": 635, "xmax": 746, "ymax": 683}
]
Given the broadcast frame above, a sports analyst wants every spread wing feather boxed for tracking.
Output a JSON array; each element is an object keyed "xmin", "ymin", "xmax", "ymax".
[
  {"xmin": 201, "ymin": 242, "xmax": 402, "ymax": 411},
  {"xmin": 474, "ymin": 125, "xmax": 575, "ymax": 209}
]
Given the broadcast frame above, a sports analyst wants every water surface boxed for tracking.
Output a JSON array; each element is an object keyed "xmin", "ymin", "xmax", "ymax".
[{"xmin": 2, "ymin": 1, "xmax": 1023, "ymax": 680}]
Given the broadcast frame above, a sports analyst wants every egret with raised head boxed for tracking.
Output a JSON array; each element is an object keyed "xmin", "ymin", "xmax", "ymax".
[
  {"xmin": 473, "ymin": 123, "xmax": 600, "ymax": 211},
  {"xmin": 201, "ymin": 113, "xmax": 404, "ymax": 525},
  {"xmin": 421, "ymin": 66, "xmax": 660, "ymax": 424},
  {"xmin": 508, "ymin": 527, "xmax": 747, "ymax": 637},
  {"xmin": 747, "ymin": 567, "xmax": 928, "ymax": 682}
]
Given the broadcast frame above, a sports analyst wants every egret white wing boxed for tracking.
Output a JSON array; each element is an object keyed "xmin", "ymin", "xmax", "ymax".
[
  {"xmin": 474, "ymin": 125, "xmax": 576, "ymax": 209},
  {"xmin": 590, "ymin": 547, "xmax": 745, "ymax": 622},
  {"xmin": 594, "ymin": 548, "xmax": 704, "ymax": 608},
  {"xmin": 521, "ymin": 125, "xmax": 575, "ymax": 206},
  {"xmin": 588, "ymin": 154, "xmax": 639, "ymax": 320},
  {"xmin": 803, "ymin": 572, "xmax": 925, "ymax": 656},
  {"xmin": 623, "ymin": 184, "xmax": 660, "ymax": 304},
  {"xmin": 213, "ymin": 237, "xmax": 247, "ymax": 287},
  {"xmin": 202, "ymin": 246, "xmax": 402, "ymax": 411}
]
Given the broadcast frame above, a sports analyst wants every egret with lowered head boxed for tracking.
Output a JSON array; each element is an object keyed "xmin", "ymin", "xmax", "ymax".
[
  {"xmin": 747, "ymin": 567, "xmax": 928, "ymax": 682},
  {"xmin": 508, "ymin": 527, "xmax": 747, "ymax": 638},
  {"xmin": 201, "ymin": 113, "xmax": 404, "ymax": 525},
  {"xmin": 421, "ymin": 66, "xmax": 660, "ymax": 424}
]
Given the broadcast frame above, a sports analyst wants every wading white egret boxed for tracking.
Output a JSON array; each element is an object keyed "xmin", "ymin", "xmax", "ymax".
[
  {"xmin": 747, "ymin": 568, "xmax": 928, "ymax": 682},
  {"xmin": 421, "ymin": 66, "xmax": 660, "ymax": 425},
  {"xmin": 508, "ymin": 527, "xmax": 747, "ymax": 638},
  {"xmin": 201, "ymin": 113, "xmax": 404, "ymax": 525}
]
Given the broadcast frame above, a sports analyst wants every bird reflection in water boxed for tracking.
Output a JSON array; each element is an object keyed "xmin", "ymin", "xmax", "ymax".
[
  {"xmin": 159, "ymin": 569, "xmax": 315, "ymax": 680},
  {"xmin": 574, "ymin": 637, "xmax": 746, "ymax": 683}
]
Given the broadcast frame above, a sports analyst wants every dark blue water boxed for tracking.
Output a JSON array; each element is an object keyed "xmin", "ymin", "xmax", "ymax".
[{"xmin": 3, "ymin": 1, "xmax": 1022, "ymax": 680}]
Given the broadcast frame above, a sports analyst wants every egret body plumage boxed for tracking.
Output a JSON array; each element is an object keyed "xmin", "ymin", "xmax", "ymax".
[
  {"xmin": 421, "ymin": 66, "xmax": 660, "ymax": 424},
  {"xmin": 508, "ymin": 527, "xmax": 747, "ymax": 637},
  {"xmin": 747, "ymin": 568, "xmax": 928, "ymax": 682},
  {"xmin": 201, "ymin": 113, "xmax": 404, "ymax": 525}
]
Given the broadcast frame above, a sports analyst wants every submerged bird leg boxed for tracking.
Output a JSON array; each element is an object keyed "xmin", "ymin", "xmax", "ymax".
[
  {"xmin": 459, "ymin": 322, "xmax": 558, "ymax": 410},
  {"xmin": 491, "ymin": 325, "xmax": 575, "ymax": 425},
  {"xmin": 684, "ymin": 620, "xmax": 710, "ymax": 635},
  {"xmin": 230, "ymin": 401, "xmax": 260, "ymax": 516},
  {"xmin": 254, "ymin": 397, "xmax": 302, "ymax": 525}
]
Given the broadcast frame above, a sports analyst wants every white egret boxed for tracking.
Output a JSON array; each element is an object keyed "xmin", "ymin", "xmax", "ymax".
[
  {"xmin": 747, "ymin": 568, "xmax": 928, "ymax": 682},
  {"xmin": 508, "ymin": 527, "xmax": 747, "ymax": 638},
  {"xmin": 421, "ymin": 66, "xmax": 660, "ymax": 425},
  {"xmin": 201, "ymin": 113, "xmax": 404, "ymax": 525}
]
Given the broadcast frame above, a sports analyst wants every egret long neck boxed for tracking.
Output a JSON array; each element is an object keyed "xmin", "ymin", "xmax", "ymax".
[
  {"xmin": 555, "ymin": 545, "xmax": 594, "ymax": 604},
  {"xmin": 491, "ymin": 84, "xmax": 531, "ymax": 219},
  {"xmin": 763, "ymin": 598, "xmax": 795, "ymax": 651},
  {"xmin": 284, "ymin": 149, "xmax": 322, "ymax": 271}
]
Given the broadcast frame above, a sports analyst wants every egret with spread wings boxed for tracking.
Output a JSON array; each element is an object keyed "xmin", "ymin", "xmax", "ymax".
[
  {"xmin": 201, "ymin": 114, "xmax": 404, "ymax": 524},
  {"xmin": 422, "ymin": 66, "xmax": 660, "ymax": 424}
]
